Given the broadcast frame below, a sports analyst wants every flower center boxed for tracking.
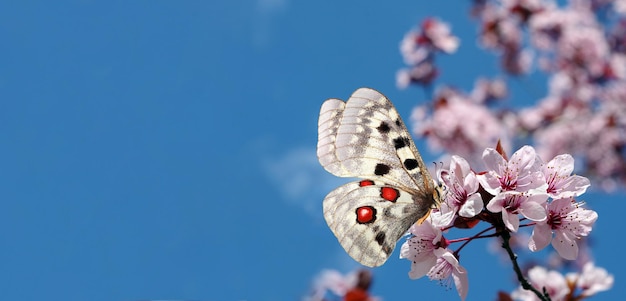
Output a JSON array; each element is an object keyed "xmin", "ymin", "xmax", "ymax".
[{"xmin": 500, "ymin": 170, "xmax": 517, "ymax": 190}]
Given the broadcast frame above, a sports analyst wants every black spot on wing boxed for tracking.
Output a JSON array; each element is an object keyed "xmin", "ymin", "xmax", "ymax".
[
  {"xmin": 377, "ymin": 122, "xmax": 390, "ymax": 134},
  {"xmin": 404, "ymin": 158, "xmax": 419, "ymax": 170},
  {"xmin": 375, "ymin": 232, "xmax": 386, "ymax": 246},
  {"xmin": 393, "ymin": 137, "xmax": 409, "ymax": 149},
  {"xmin": 374, "ymin": 164, "xmax": 390, "ymax": 176},
  {"xmin": 395, "ymin": 119, "xmax": 402, "ymax": 127}
]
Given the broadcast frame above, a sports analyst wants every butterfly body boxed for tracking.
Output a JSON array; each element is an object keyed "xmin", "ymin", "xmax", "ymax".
[{"xmin": 317, "ymin": 88, "xmax": 442, "ymax": 267}]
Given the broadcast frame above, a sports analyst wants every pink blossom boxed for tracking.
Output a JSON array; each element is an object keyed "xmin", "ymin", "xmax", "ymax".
[
  {"xmin": 428, "ymin": 248, "xmax": 469, "ymax": 301},
  {"xmin": 478, "ymin": 146, "xmax": 546, "ymax": 195},
  {"xmin": 487, "ymin": 191, "xmax": 548, "ymax": 232},
  {"xmin": 419, "ymin": 18, "xmax": 460, "ymax": 53},
  {"xmin": 305, "ymin": 269, "xmax": 380, "ymax": 301},
  {"xmin": 435, "ymin": 155, "xmax": 483, "ymax": 227},
  {"xmin": 528, "ymin": 7, "xmax": 587, "ymax": 50},
  {"xmin": 529, "ymin": 198, "xmax": 597, "ymax": 260},
  {"xmin": 567, "ymin": 262, "xmax": 614, "ymax": 297},
  {"xmin": 542, "ymin": 154, "xmax": 590, "ymax": 198},
  {"xmin": 400, "ymin": 220, "xmax": 442, "ymax": 279},
  {"xmin": 501, "ymin": 46, "xmax": 534, "ymax": 74},
  {"xmin": 400, "ymin": 32, "xmax": 430, "ymax": 65},
  {"xmin": 397, "ymin": 18, "xmax": 458, "ymax": 89},
  {"xmin": 511, "ymin": 266, "xmax": 569, "ymax": 301},
  {"xmin": 411, "ymin": 90, "xmax": 509, "ymax": 164},
  {"xmin": 400, "ymin": 219, "xmax": 468, "ymax": 301},
  {"xmin": 470, "ymin": 77, "xmax": 508, "ymax": 104},
  {"xmin": 399, "ymin": 18, "xmax": 459, "ymax": 66},
  {"xmin": 557, "ymin": 25, "xmax": 609, "ymax": 79},
  {"xmin": 305, "ymin": 269, "xmax": 355, "ymax": 301},
  {"xmin": 395, "ymin": 62, "xmax": 438, "ymax": 88}
]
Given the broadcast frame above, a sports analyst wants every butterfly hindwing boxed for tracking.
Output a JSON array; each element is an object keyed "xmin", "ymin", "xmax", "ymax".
[{"xmin": 323, "ymin": 180, "xmax": 432, "ymax": 267}]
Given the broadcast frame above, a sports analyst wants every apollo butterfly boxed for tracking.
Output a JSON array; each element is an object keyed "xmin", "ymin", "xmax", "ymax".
[{"xmin": 317, "ymin": 87, "xmax": 442, "ymax": 267}]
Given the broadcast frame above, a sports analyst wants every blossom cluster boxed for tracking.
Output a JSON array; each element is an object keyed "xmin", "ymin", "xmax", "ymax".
[
  {"xmin": 399, "ymin": 145, "xmax": 602, "ymax": 300},
  {"xmin": 511, "ymin": 263, "xmax": 613, "ymax": 301},
  {"xmin": 304, "ymin": 269, "xmax": 379, "ymax": 301},
  {"xmin": 396, "ymin": 18, "xmax": 460, "ymax": 88},
  {"xmin": 398, "ymin": 0, "xmax": 626, "ymax": 189}
]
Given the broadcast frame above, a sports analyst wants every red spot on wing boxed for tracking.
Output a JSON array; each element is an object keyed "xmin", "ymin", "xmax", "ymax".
[
  {"xmin": 355, "ymin": 206, "xmax": 376, "ymax": 224},
  {"xmin": 380, "ymin": 187, "xmax": 399, "ymax": 202},
  {"xmin": 359, "ymin": 180, "xmax": 375, "ymax": 187}
]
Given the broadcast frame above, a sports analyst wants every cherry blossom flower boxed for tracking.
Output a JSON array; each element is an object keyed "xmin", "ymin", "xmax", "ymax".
[
  {"xmin": 487, "ymin": 191, "xmax": 548, "ymax": 232},
  {"xmin": 401, "ymin": 221, "xmax": 468, "ymax": 301},
  {"xmin": 541, "ymin": 154, "xmax": 590, "ymax": 198},
  {"xmin": 305, "ymin": 269, "xmax": 380, "ymax": 301},
  {"xmin": 529, "ymin": 198, "xmax": 598, "ymax": 260},
  {"xmin": 399, "ymin": 18, "xmax": 459, "ymax": 64},
  {"xmin": 428, "ymin": 248, "xmax": 469, "ymax": 301},
  {"xmin": 305, "ymin": 269, "xmax": 355, "ymax": 301},
  {"xmin": 411, "ymin": 90, "xmax": 509, "ymax": 163},
  {"xmin": 567, "ymin": 262, "xmax": 614, "ymax": 297},
  {"xmin": 557, "ymin": 25, "xmax": 609, "ymax": 80},
  {"xmin": 396, "ymin": 62, "xmax": 438, "ymax": 88},
  {"xmin": 400, "ymin": 220, "xmax": 444, "ymax": 279},
  {"xmin": 434, "ymin": 155, "xmax": 483, "ymax": 227},
  {"xmin": 397, "ymin": 18, "xmax": 459, "ymax": 89},
  {"xmin": 419, "ymin": 18, "xmax": 460, "ymax": 54},
  {"xmin": 478, "ymin": 146, "xmax": 547, "ymax": 195},
  {"xmin": 470, "ymin": 77, "xmax": 508, "ymax": 104},
  {"xmin": 528, "ymin": 6, "xmax": 586, "ymax": 50},
  {"xmin": 502, "ymin": 0, "xmax": 552, "ymax": 23},
  {"xmin": 511, "ymin": 266, "xmax": 569, "ymax": 301}
]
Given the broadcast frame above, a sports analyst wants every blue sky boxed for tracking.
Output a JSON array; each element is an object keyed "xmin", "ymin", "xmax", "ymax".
[{"xmin": 0, "ymin": 1, "xmax": 621, "ymax": 301}]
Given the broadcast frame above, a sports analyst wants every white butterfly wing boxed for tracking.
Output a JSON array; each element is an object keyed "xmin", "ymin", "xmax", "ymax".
[
  {"xmin": 323, "ymin": 180, "xmax": 432, "ymax": 267},
  {"xmin": 317, "ymin": 87, "xmax": 434, "ymax": 192},
  {"xmin": 317, "ymin": 88, "xmax": 442, "ymax": 267}
]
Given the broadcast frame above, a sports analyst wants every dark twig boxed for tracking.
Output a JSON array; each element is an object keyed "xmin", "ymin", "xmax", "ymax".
[{"xmin": 500, "ymin": 230, "xmax": 552, "ymax": 301}]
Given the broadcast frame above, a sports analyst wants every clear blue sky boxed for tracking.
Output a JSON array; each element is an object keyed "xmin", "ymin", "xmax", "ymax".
[{"xmin": 0, "ymin": 1, "xmax": 620, "ymax": 301}]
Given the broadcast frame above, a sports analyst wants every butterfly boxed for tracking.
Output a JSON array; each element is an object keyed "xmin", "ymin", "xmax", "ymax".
[{"xmin": 317, "ymin": 87, "xmax": 443, "ymax": 267}]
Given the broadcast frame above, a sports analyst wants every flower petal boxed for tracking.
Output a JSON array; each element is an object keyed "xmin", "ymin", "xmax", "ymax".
[
  {"xmin": 552, "ymin": 231, "xmax": 578, "ymax": 260},
  {"xmin": 407, "ymin": 255, "xmax": 438, "ymax": 279},
  {"xmin": 529, "ymin": 223, "xmax": 552, "ymax": 252},
  {"xmin": 482, "ymin": 148, "xmax": 506, "ymax": 172},
  {"xmin": 452, "ymin": 263, "xmax": 469, "ymax": 301},
  {"xmin": 502, "ymin": 210, "xmax": 520, "ymax": 232},
  {"xmin": 519, "ymin": 199, "xmax": 548, "ymax": 222},
  {"xmin": 458, "ymin": 193, "xmax": 483, "ymax": 217}
]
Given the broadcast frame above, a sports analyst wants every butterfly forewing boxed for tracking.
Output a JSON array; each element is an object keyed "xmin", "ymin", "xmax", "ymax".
[
  {"xmin": 317, "ymin": 98, "xmax": 349, "ymax": 176},
  {"xmin": 317, "ymin": 87, "xmax": 441, "ymax": 267},
  {"xmin": 319, "ymin": 88, "xmax": 434, "ymax": 192}
]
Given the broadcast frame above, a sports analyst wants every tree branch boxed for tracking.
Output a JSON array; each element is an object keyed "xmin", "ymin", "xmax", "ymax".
[{"xmin": 500, "ymin": 230, "xmax": 551, "ymax": 301}]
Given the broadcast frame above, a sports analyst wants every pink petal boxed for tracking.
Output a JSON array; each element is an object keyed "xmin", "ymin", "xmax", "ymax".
[
  {"xmin": 477, "ymin": 173, "xmax": 502, "ymax": 195},
  {"xmin": 558, "ymin": 175, "xmax": 591, "ymax": 198},
  {"xmin": 503, "ymin": 210, "xmax": 520, "ymax": 232},
  {"xmin": 510, "ymin": 145, "xmax": 538, "ymax": 171},
  {"xmin": 462, "ymin": 172, "xmax": 479, "ymax": 195},
  {"xmin": 529, "ymin": 223, "xmax": 552, "ymax": 252},
  {"xmin": 519, "ymin": 200, "xmax": 548, "ymax": 222},
  {"xmin": 486, "ymin": 194, "xmax": 506, "ymax": 212},
  {"xmin": 451, "ymin": 156, "xmax": 471, "ymax": 181},
  {"xmin": 407, "ymin": 255, "xmax": 438, "ymax": 279},
  {"xmin": 552, "ymin": 231, "xmax": 578, "ymax": 260},
  {"xmin": 458, "ymin": 194, "xmax": 483, "ymax": 217},
  {"xmin": 452, "ymin": 264, "xmax": 469, "ymax": 301},
  {"xmin": 546, "ymin": 154, "xmax": 575, "ymax": 176},
  {"xmin": 482, "ymin": 148, "xmax": 506, "ymax": 173}
]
